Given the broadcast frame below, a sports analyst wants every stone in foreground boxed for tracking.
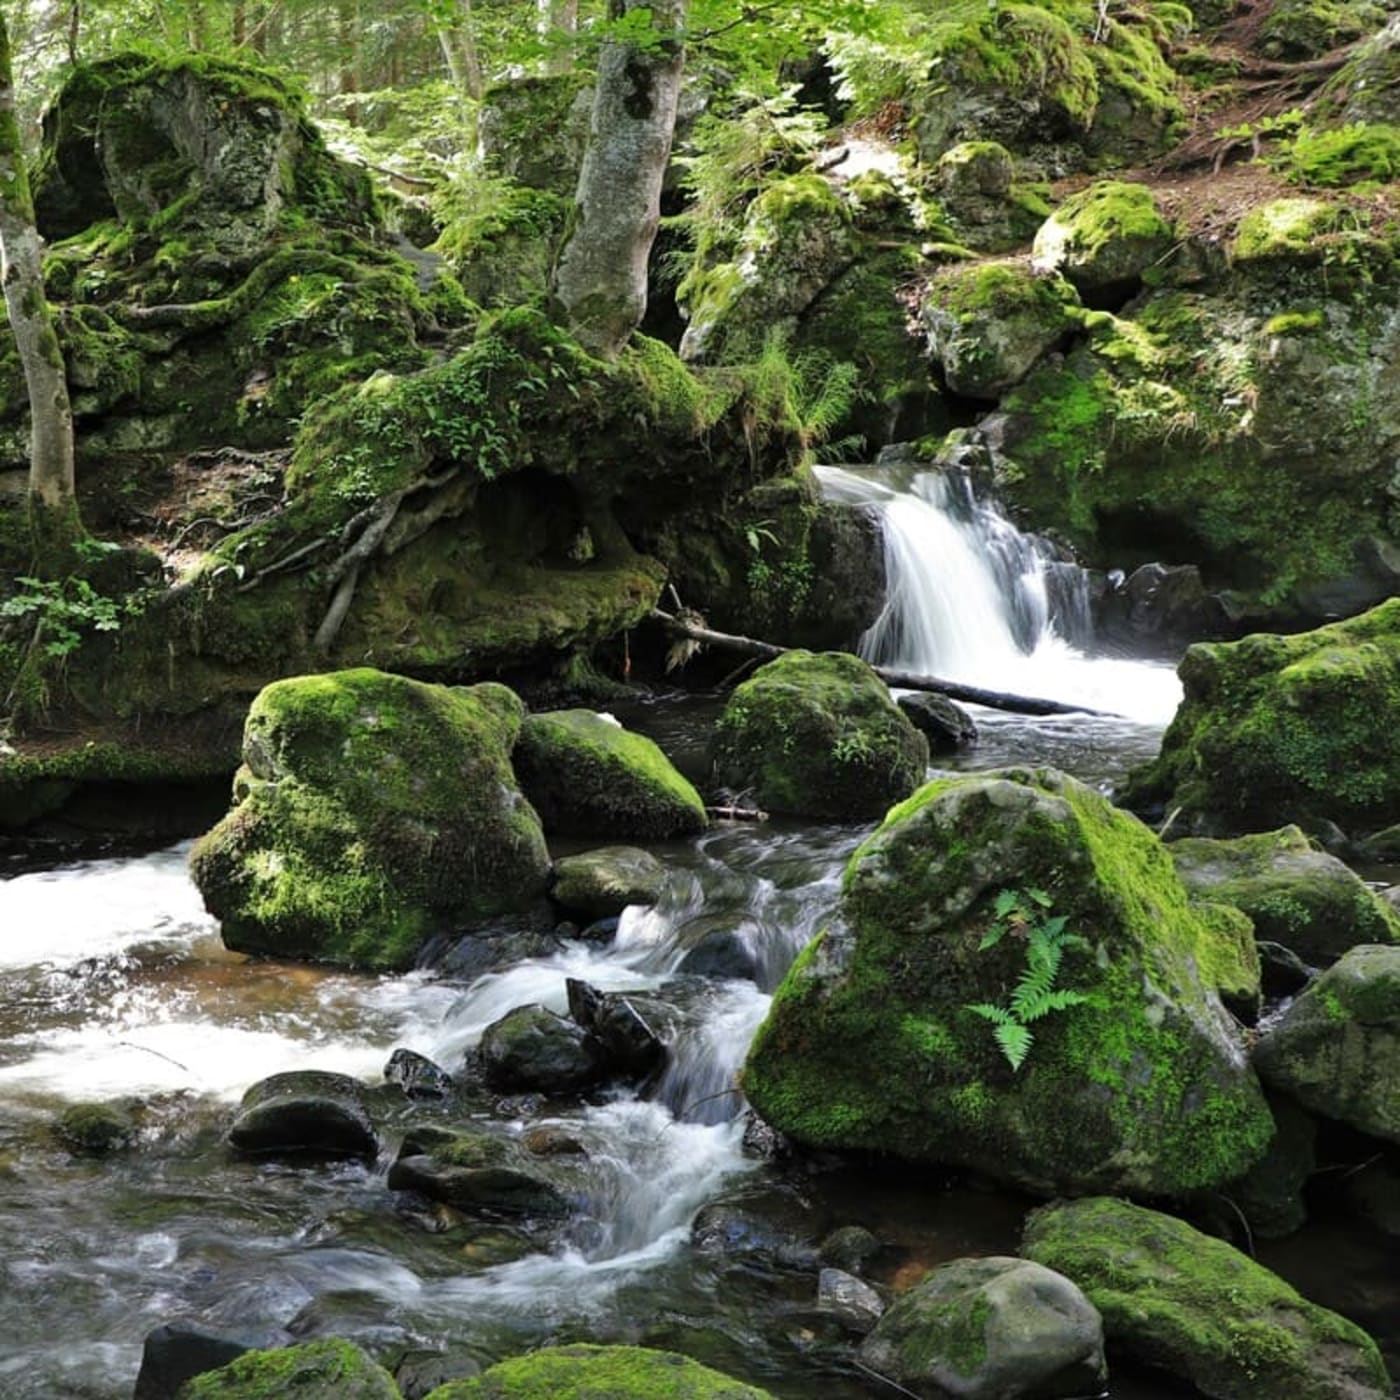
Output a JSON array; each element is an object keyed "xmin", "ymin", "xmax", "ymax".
[{"xmin": 177, "ymin": 1338, "xmax": 399, "ymax": 1399}]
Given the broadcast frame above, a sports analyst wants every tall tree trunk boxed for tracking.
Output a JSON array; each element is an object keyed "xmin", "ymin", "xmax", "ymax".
[
  {"xmin": 553, "ymin": 0, "xmax": 686, "ymax": 359},
  {"xmin": 0, "ymin": 13, "xmax": 75, "ymax": 515},
  {"xmin": 538, "ymin": 0, "xmax": 578, "ymax": 74},
  {"xmin": 435, "ymin": 0, "xmax": 484, "ymax": 101},
  {"xmin": 337, "ymin": 0, "xmax": 362, "ymax": 123}
]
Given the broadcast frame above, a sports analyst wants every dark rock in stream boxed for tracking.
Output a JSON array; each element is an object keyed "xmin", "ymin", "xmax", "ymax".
[
  {"xmin": 566, "ymin": 977, "xmax": 668, "ymax": 1079},
  {"xmin": 421, "ymin": 917, "xmax": 562, "ymax": 981},
  {"xmin": 384, "ymin": 1048, "xmax": 453, "ymax": 1100},
  {"xmin": 1258, "ymin": 939, "xmax": 1313, "ymax": 997},
  {"xmin": 387, "ymin": 1128, "xmax": 570, "ymax": 1218},
  {"xmin": 55, "ymin": 1100, "xmax": 137, "ymax": 1155},
  {"xmin": 691, "ymin": 1181, "xmax": 830, "ymax": 1268},
  {"xmin": 897, "ymin": 692, "xmax": 979, "ymax": 753},
  {"xmin": 818, "ymin": 1224, "xmax": 883, "ymax": 1275},
  {"xmin": 816, "ymin": 1267, "xmax": 885, "ymax": 1333},
  {"xmin": 676, "ymin": 914, "xmax": 761, "ymax": 982},
  {"xmin": 860, "ymin": 1256, "xmax": 1106, "ymax": 1400},
  {"xmin": 394, "ymin": 1348, "xmax": 483, "ymax": 1400},
  {"xmin": 133, "ymin": 1320, "xmax": 269, "ymax": 1400},
  {"xmin": 227, "ymin": 1071, "xmax": 377, "ymax": 1160},
  {"xmin": 479, "ymin": 1003, "xmax": 607, "ymax": 1093}
]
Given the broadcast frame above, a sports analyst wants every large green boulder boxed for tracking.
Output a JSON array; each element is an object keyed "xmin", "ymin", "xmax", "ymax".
[
  {"xmin": 1170, "ymin": 826, "xmax": 1400, "ymax": 965},
  {"xmin": 921, "ymin": 260, "xmax": 1080, "ymax": 400},
  {"xmin": 743, "ymin": 767, "xmax": 1273, "ymax": 1197},
  {"xmin": 1021, "ymin": 1197, "xmax": 1391, "ymax": 1400},
  {"xmin": 514, "ymin": 710, "xmax": 708, "ymax": 840},
  {"xmin": 1254, "ymin": 944, "xmax": 1400, "ymax": 1144},
  {"xmin": 1031, "ymin": 181, "xmax": 1175, "ymax": 298},
  {"xmin": 190, "ymin": 670, "xmax": 549, "ymax": 970},
  {"xmin": 422, "ymin": 1344, "xmax": 775, "ymax": 1399},
  {"xmin": 178, "ymin": 1340, "xmax": 400, "ymax": 1399},
  {"xmin": 1124, "ymin": 600, "xmax": 1400, "ymax": 833},
  {"xmin": 711, "ymin": 651, "xmax": 928, "ymax": 821}
]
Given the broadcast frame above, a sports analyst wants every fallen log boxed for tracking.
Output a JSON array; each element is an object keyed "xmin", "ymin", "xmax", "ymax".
[{"xmin": 649, "ymin": 608, "xmax": 1124, "ymax": 719}]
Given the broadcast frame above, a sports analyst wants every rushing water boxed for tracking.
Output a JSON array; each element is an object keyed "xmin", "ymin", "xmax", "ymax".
[{"xmin": 0, "ymin": 470, "xmax": 1389, "ymax": 1400}]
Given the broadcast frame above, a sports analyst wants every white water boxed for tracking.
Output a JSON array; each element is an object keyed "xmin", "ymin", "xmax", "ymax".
[{"xmin": 818, "ymin": 464, "xmax": 1182, "ymax": 725}]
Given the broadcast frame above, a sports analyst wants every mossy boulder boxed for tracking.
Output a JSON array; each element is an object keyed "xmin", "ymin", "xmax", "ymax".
[
  {"xmin": 1021, "ymin": 1197, "xmax": 1391, "ymax": 1400},
  {"xmin": 55, "ymin": 1101, "xmax": 136, "ymax": 1154},
  {"xmin": 387, "ymin": 1128, "xmax": 571, "ymax": 1217},
  {"xmin": 932, "ymin": 142, "xmax": 1053, "ymax": 255},
  {"xmin": 1124, "ymin": 601, "xmax": 1400, "ymax": 833},
  {"xmin": 435, "ymin": 184, "xmax": 568, "ymax": 310},
  {"xmin": 743, "ymin": 767, "xmax": 1272, "ymax": 1198},
  {"xmin": 1032, "ymin": 182, "xmax": 1175, "ymax": 299},
  {"xmin": 478, "ymin": 1004, "xmax": 608, "ymax": 1093},
  {"xmin": 421, "ymin": 1344, "xmax": 775, "ymax": 1399},
  {"xmin": 921, "ymin": 259, "xmax": 1080, "ymax": 399},
  {"xmin": 514, "ymin": 710, "xmax": 707, "ymax": 840},
  {"xmin": 1321, "ymin": 14, "xmax": 1400, "ymax": 125},
  {"xmin": 478, "ymin": 74, "xmax": 594, "ymax": 197},
  {"xmin": 550, "ymin": 846, "xmax": 667, "ymax": 919},
  {"xmin": 1254, "ymin": 944, "xmax": 1400, "ymax": 1144},
  {"xmin": 711, "ymin": 651, "xmax": 928, "ymax": 821},
  {"xmin": 177, "ymin": 1339, "xmax": 400, "ymax": 1399},
  {"xmin": 1170, "ymin": 826, "xmax": 1400, "ymax": 965},
  {"xmin": 858, "ymin": 1256, "xmax": 1106, "ymax": 1400},
  {"xmin": 189, "ymin": 670, "xmax": 549, "ymax": 970}
]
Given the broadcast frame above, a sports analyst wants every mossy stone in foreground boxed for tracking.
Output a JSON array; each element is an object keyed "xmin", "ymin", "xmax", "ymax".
[
  {"xmin": 190, "ymin": 670, "xmax": 549, "ymax": 970},
  {"xmin": 1032, "ymin": 181, "xmax": 1174, "ymax": 296},
  {"xmin": 1022, "ymin": 1197, "xmax": 1391, "ymax": 1400},
  {"xmin": 711, "ymin": 651, "xmax": 928, "ymax": 821},
  {"xmin": 1170, "ymin": 826, "xmax": 1400, "ymax": 965},
  {"xmin": 422, "ymin": 1343, "xmax": 775, "ymax": 1399},
  {"xmin": 514, "ymin": 710, "xmax": 707, "ymax": 840},
  {"xmin": 1124, "ymin": 599, "xmax": 1400, "ymax": 833},
  {"xmin": 178, "ymin": 1339, "xmax": 400, "ymax": 1399},
  {"xmin": 743, "ymin": 768, "xmax": 1272, "ymax": 1197}
]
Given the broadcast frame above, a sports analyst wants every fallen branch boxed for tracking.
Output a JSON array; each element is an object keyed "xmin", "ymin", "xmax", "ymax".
[
  {"xmin": 650, "ymin": 609, "xmax": 1124, "ymax": 719},
  {"xmin": 705, "ymin": 804, "xmax": 768, "ymax": 822}
]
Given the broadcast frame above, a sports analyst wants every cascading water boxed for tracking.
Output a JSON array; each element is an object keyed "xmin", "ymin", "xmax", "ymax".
[{"xmin": 817, "ymin": 464, "xmax": 1182, "ymax": 725}]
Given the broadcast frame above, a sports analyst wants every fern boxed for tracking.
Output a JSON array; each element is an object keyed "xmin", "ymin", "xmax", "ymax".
[{"xmin": 965, "ymin": 888, "xmax": 1088, "ymax": 1072}]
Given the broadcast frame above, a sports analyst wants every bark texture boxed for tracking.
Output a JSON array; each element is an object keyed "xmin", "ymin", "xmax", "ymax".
[
  {"xmin": 0, "ymin": 13, "xmax": 75, "ymax": 511},
  {"xmin": 554, "ymin": 0, "xmax": 686, "ymax": 358}
]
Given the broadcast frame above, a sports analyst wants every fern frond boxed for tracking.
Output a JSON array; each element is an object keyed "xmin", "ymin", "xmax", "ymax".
[
  {"xmin": 995, "ymin": 1021, "xmax": 1033, "ymax": 1071},
  {"xmin": 1019, "ymin": 988, "xmax": 1091, "ymax": 1022},
  {"xmin": 978, "ymin": 924, "xmax": 1008, "ymax": 951},
  {"xmin": 994, "ymin": 890, "xmax": 1020, "ymax": 918},
  {"xmin": 966, "ymin": 1001, "xmax": 1015, "ymax": 1027}
]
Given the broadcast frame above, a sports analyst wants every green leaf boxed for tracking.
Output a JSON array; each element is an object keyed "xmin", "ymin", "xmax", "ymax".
[
  {"xmin": 966, "ymin": 1001, "xmax": 1014, "ymax": 1027},
  {"xmin": 1026, "ymin": 887, "xmax": 1054, "ymax": 907},
  {"xmin": 994, "ymin": 1021, "xmax": 1033, "ymax": 1071},
  {"xmin": 994, "ymin": 889, "xmax": 1020, "ymax": 918},
  {"xmin": 978, "ymin": 923, "xmax": 1008, "ymax": 951}
]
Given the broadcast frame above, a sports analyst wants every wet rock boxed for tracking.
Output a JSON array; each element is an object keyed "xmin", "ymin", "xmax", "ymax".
[
  {"xmin": 550, "ymin": 846, "xmax": 666, "ymax": 920},
  {"xmin": 897, "ymin": 693, "xmax": 978, "ymax": 753},
  {"xmin": 859, "ymin": 1255, "xmax": 1105, "ymax": 1400},
  {"xmin": 1169, "ymin": 826, "xmax": 1400, "ymax": 966},
  {"xmin": 676, "ymin": 916, "xmax": 761, "ymax": 982},
  {"xmin": 712, "ymin": 651, "xmax": 928, "ymax": 821},
  {"xmin": 55, "ymin": 1100, "xmax": 136, "ymax": 1155},
  {"xmin": 1022, "ymin": 1196, "xmax": 1391, "ymax": 1400},
  {"xmin": 1229, "ymin": 1093, "xmax": 1317, "ymax": 1240},
  {"xmin": 575, "ymin": 915, "xmax": 622, "ymax": 944},
  {"xmin": 133, "ymin": 1320, "xmax": 264, "ymax": 1400},
  {"xmin": 420, "ymin": 1343, "xmax": 776, "ymax": 1398},
  {"xmin": 514, "ymin": 710, "xmax": 708, "ymax": 840},
  {"xmin": 173, "ymin": 1338, "xmax": 399, "ymax": 1399},
  {"xmin": 1258, "ymin": 940, "xmax": 1314, "ymax": 997},
  {"xmin": 819, "ymin": 1224, "xmax": 883, "ymax": 1276},
  {"xmin": 1337, "ymin": 1156, "xmax": 1400, "ymax": 1237},
  {"xmin": 520, "ymin": 1124, "xmax": 587, "ymax": 1157},
  {"xmin": 479, "ymin": 1004, "xmax": 606, "ymax": 1094},
  {"xmin": 384, "ymin": 1049, "xmax": 453, "ymax": 1100},
  {"xmin": 395, "ymin": 1348, "xmax": 483, "ymax": 1400},
  {"xmin": 817, "ymin": 1268, "xmax": 885, "ymax": 1333},
  {"xmin": 1032, "ymin": 181, "xmax": 1175, "ymax": 301},
  {"xmin": 191, "ymin": 671, "xmax": 550, "ymax": 971},
  {"xmin": 1254, "ymin": 944, "xmax": 1400, "ymax": 1144},
  {"xmin": 566, "ymin": 978, "xmax": 667, "ymax": 1080},
  {"xmin": 1096, "ymin": 562, "xmax": 1231, "ymax": 644},
  {"xmin": 227, "ymin": 1071, "xmax": 377, "ymax": 1160},
  {"xmin": 745, "ymin": 768, "xmax": 1271, "ymax": 1198},
  {"xmin": 387, "ymin": 1129, "xmax": 570, "ymax": 1218},
  {"xmin": 1357, "ymin": 824, "xmax": 1400, "ymax": 861},
  {"xmin": 425, "ymin": 920, "xmax": 561, "ymax": 981},
  {"xmin": 691, "ymin": 1181, "xmax": 829, "ymax": 1268}
]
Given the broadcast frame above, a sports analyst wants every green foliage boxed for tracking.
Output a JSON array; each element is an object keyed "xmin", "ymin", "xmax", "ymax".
[
  {"xmin": 966, "ymin": 888, "xmax": 1090, "ymax": 1070},
  {"xmin": 1283, "ymin": 121, "xmax": 1400, "ymax": 188},
  {"xmin": 747, "ymin": 328, "xmax": 862, "ymax": 460}
]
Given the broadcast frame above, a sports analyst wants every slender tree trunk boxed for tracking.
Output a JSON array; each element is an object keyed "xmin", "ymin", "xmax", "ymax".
[
  {"xmin": 0, "ymin": 14, "xmax": 75, "ymax": 515},
  {"xmin": 435, "ymin": 0, "xmax": 484, "ymax": 101},
  {"xmin": 538, "ymin": 0, "xmax": 578, "ymax": 74},
  {"xmin": 66, "ymin": 0, "xmax": 81, "ymax": 63},
  {"xmin": 554, "ymin": 0, "xmax": 686, "ymax": 358},
  {"xmin": 337, "ymin": 0, "xmax": 362, "ymax": 123}
]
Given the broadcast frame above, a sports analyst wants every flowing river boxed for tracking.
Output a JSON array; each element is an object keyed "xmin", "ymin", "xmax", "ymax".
[{"xmin": 0, "ymin": 466, "xmax": 1391, "ymax": 1399}]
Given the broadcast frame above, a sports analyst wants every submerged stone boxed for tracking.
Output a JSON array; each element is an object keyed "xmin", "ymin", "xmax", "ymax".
[
  {"xmin": 743, "ymin": 767, "xmax": 1272, "ymax": 1197},
  {"xmin": 1022, "ymin": 1197, "xmax": 1390, "ymax": 1400}
]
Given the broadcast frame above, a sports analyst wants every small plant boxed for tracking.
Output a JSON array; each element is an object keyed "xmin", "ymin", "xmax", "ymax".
[
  {"xmin": 966, "ymin": 888, "xmax": 1090, "ymax": 1071},
  {"xmin": 0, "ymin": 575, "xmax": 131, "ymax": 658}
]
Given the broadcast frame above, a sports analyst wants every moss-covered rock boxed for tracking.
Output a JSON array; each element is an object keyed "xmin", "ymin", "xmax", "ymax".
[
  {"xmin": 177, "ymin": 1339, "xmax": 400, "ymax": 1399},
  {"xmin": 55, "ymin": 1101, "xmax": 137, "ymax": 1154},
  {"xmin": 1170, "ymin": 826, "xmax": 1400, "ymax": 965},
  {"xmin": 743, "ymin": 767, "xmax": 1272, "ymax": 1197},
  {"xmin": 858, "ymin": 1256, "xmax": 1106, "ymax": 1400},
  {"xmin": 435, "ymin": 184, "xmax": 568, "ymax": 310},
  {"xmin": 1260, "ymin": 0, "xmax": 1383, "ymax": 60},
  {"xmin": 1254, "ymin": 944, "xmax": 1400, "ymax": 1144},
  {"xmin": 711, "ymin": 651, "xmax": 928, "ymax": 821},
  {"xmin": 227, "ymin": 1070, "xmax": 378, "ymax": 1159},
  {"xmin": 550, "ymin": 846, "xmax": 667, "ymax": 919},
  {"xmin": 1021, "ymin": 1197, "xmax": 1391, "ymax": 1400},
  {"xmin": 514, "ymin": 710, "xmax": 707, "ymax": 840},
  {"xmin": 921, "ymin": 259, "xmax": 1080, "ymax": 399},
  {"xmin": 189, "ymin": 669, "xmax": 549, "ymax": 970},
  {"xmin": 387, "ymin": 1128, "xmax": 571, "ymax": 1217},
  {"xmin": 422, "ymin": 1344, "xmax": 775, "ymax": 1399},
  {"xmin": 1123, "ymin": 601, "xmax": 1400, "ymax": 833},
  {"xmin": 478, "ymin": 74, "xmax": 594, "ymax": 197},
  {"xmin": 933, "ymin": 142, "xmax": 1053, "ymax": 255},
  {"xmin": 1321, "ymin": 13, "xmax": 1400, "ymax": 125},
  {"xmin": 1031, "ymin": 181, "xmax": 1175, "ymax": 299}
]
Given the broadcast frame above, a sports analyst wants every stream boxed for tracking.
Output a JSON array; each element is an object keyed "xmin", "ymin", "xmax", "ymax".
[{"xmin": 0, "ymin": 466, "xmax": 1393, "ymax": 1399}]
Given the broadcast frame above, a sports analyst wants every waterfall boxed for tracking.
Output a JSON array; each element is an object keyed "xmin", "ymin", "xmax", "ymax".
[{"xmin": 817, "ymin": 464, "xmax": 1181, "ymax": 725}]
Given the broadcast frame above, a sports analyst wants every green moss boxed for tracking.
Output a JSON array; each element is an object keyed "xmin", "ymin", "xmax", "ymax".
[
  {"xmin": 1286, "ymin": 121, "xmax": 1400, "ymax": 188},
  {"xmin": 513, "ymin": 709, "xmax": 708, "ymax": 840},
  {"xmin": 1032, "ymin": 181, "xmax": 1174, "ymax": 291},
  {"xmin": 180, "ymin": 1338, "xmax": 400, "ymax": 1399},
  {"xmin": 1022, "ymin": 1197, "xmax": 1390, "ymax": 1399},
  {"xmin": 1264, "ymin": 308, "xmax": 1325, "ymax": 335},
  {"xmin": 1231, "ymin": 197, "xmax": 1343, "ymax": 262},
  {"xmin": 423, "ymin": 1344, "xmax": 776, "ymax": 1399},
  {"xmin": 745, "ymin": 767, "xmax": 1273, "ymax": 1197},
  {"xmin": 436, "ymin": 184, "xmax": 570, "ymax": 309},
  {"xmin": 55, "ymin": 1102, "xmax": 135, "ymax": 1154}
]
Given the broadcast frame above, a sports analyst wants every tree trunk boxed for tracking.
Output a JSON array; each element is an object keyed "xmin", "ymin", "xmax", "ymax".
[
  {"xmin": 538, "ymin": 0, "xmax": 578, "ymax": 74},
  {"xmin": 553, "ymin": 0, "xmax": 686, "ymax": 359},
  {"xmin": 0, "ymin": 13, "xmax": 75, "ymax": 515}
]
